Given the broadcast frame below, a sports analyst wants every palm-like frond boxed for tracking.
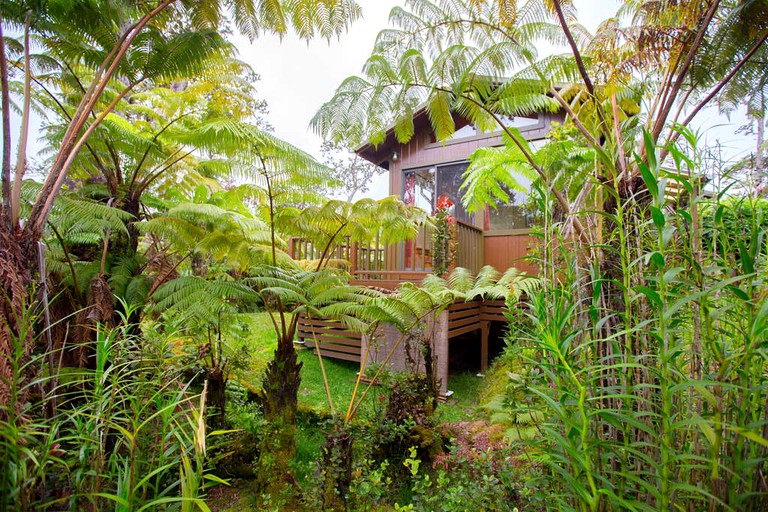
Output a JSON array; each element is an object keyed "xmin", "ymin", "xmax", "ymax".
[
  {"xmin": 151, "ymin": 275, "xmax": 260, "ymax": 325},
  {"xmin": 108, "ymin": 254, "xmax": 151, "ymax": 310},
  {"xmin": 367, "ymin": 265, "xmax": 540, "ymax": 333},
  {"xmin": 138, "ymin": 198, "xmax": 278, "ymax": 271},
  {"xmin": 277, "ymin": 196, "xmax": 428, "ymax": 266},
  {"xmin": 312, "ymin": 0, "xmax": 560, "ymax": 148},
  {"xmin": 52, "ymin": 194, "xmax": 133, "ymax": 237},
  {"xmin": 460, "ymin": 131, "xmax": 538, "ymax": 214}
]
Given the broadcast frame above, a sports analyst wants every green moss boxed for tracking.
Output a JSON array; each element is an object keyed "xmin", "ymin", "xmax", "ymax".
[{"xmin": 476, "ymin": 358, "xmax": 512, "ymax": 408}]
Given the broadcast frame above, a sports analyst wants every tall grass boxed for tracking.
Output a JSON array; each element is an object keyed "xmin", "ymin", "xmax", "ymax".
[
  {"xmin": 0, "ymin": 304, "xmax": 223, "ymax": 511},
  {"xmin": 506, "ymin": 132, "xmax": 768, "ymax": 510}
]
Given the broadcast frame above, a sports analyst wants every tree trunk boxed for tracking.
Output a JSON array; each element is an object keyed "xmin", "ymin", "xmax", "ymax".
[
  {"xmin": 0, "ymin": 225, "xmax": 33, "ymax": 417},
  {"xmin": 206, "ymin": 367, "xmax": 227, "ymax": 430},
  {"xmin": 321, "ymin": 422, "xmax": 353, "ymax": 511},
  {"xmin": 255, "ymin": 338, "xmax": 302, "ymax": 500}
]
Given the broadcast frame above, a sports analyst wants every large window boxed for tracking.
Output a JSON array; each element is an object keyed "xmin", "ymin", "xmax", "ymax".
[
  {"xmin": 403, "ymin": 162, "xmax": 537, "ymax": 231},
  {"xmin": 403, "ymin": 163, "xmax": 473, "ymax": 223},
  {"xmin": 484, "ymin": 176, "xmax": 536, "ymax": 231}
]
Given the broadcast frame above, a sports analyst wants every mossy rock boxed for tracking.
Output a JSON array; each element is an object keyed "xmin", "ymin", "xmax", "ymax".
[
  {"xmin": 409, "ymin": 425, "xmax": 446, "ymax": 462},
  {"xmin": 297, "ymin": 403, "xmax": 332, "ymax": 424}
]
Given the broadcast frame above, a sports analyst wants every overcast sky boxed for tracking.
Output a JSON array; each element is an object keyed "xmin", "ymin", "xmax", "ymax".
[
  {"xmin": 235, "ymin": 0, "xmax": 754, "ymax": 179},
  {"xmin": 233, "ymin": 2, "xmax": 399, "ymax": 159},
  {"xmin": 235, "ymin": 0, "xmax": 627, "ymax": 197}
]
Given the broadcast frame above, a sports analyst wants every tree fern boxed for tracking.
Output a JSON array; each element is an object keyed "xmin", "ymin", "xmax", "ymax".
[
  {"xmin": 150, "ymin": 275, "xmax": 259, "ymax": 325},
  {"xmin": 139, "ymin": 194, "xmax": 279, "ymax": 272}
]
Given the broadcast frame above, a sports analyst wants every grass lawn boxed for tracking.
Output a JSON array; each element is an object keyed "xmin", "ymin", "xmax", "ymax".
[{"xmin": 227, "ymin": 311, "xmax": 487, "ymax": 421}]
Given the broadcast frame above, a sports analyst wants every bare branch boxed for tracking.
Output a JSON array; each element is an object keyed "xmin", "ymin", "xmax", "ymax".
[{"xmin": 11, "ymin": 10, "xmax": 32, "ymax": 227}]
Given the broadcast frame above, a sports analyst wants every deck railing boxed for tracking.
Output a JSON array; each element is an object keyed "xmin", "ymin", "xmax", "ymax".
[
  {"xmin": 288, "ymin": 219, "xmax": 484, "ymax": 285},
  {"xmin": 455, "ymin": 220, "xmax": 483, "ymax": 274}
]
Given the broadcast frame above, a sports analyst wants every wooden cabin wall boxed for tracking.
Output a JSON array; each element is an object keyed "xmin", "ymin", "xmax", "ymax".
[
  {"xmin": 388, "ymin": 112, "xmax": 560, "ymax": 204},
  {"xmin": 383, "ymin": 111, "xmax": 562, "ymax": 276},
  {"xmin": 483, "ymin": 232, "xmax": 537, "ymax": 275}
]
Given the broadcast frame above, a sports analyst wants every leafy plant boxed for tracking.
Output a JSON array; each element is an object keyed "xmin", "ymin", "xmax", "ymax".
[
  {"xmin": 0, "ymin": 301, "xmax": 228, "ymax": 511},
  {"xmin": 432, "ymin": 194, "xmax": 457, "ymax": 276}
]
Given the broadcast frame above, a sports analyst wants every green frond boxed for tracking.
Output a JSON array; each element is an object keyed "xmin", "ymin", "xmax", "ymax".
[
  {"xmin": 97, "ymin": 114, "xmax": 164, "ymax": 159},
  {"xmin": 426, "ymin": 89, "xmax": 456, "ymax": 141},
  {"xmin": 151, "ymin": 275, "xmax": 259, "ymax": 324},
  {"xmin": 255, "ymin": 0, "xmax": 287, "ymax": 36},
  {"xmin": 248, "ymin": 266, "xmax": 362, "ymax": 316},
  {"xmin": 284, "ymin": 0, "xmax": 361, "ymax": 41},
  {"xmin": 50, "ymin": 194, "xmax": 132, "ymax": 244},
  {"xmin": 138, "ymin": 198, "xmax": 274, "ymax": 269},
  {"xmin": 139, "ymin": 216, "xmax": 207, "ymax": 249},
  {"xmin": 108, "ymin": 254, "xmax": 150, "ymax": 309},
  {"xmin": 173, "ymin": 0, "xmax": 358, "ymax": 42},
  {"xmin": 460, "ymin": 131, "xmax": 537, "ymax": 214},
  {"xmin": 446, "ymin": 266, "xmax": 480, "ymax": 294},
  {"xmin": 142, "ymin": 29, "xmax": 233, "ymax": 84},
  {"xmin": 496, "ymin": 266, "xmax": 541, "ymax": 300},
  {"xmin": 363, "ymin": 294, "xmax": 421, "ymax": 332}
]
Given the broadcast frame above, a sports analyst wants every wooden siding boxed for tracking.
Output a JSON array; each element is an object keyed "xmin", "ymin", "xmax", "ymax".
[
  {"xmin": 483, "ymin": 232, "xmax": 537, "ymax": 275},
  {"xmin": 389, "ymin": 112, "xmax": 563, "ymax": 206}
]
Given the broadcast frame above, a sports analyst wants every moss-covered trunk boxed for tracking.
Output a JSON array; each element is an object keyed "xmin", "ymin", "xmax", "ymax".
[
  {"xmin": 255, "ymin": 338, "xmax": 302, "ymax": 499},
  {"xmin": 321, "ymin": 422, "xmax": 353, "ymax": 511},
  {"xmin": 206, "ymin": 366, "xmax": 227, "ymax": 430}
]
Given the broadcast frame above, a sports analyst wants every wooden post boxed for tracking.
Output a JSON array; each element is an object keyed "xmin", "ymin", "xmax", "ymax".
[
  {"xmin": 480, "ymin": 320, "xmax": 490, "ymax": 372},
  {"xmin": 350, "ymin": 241, "xmax": 358, "ymax": 277},
  {"xmin": 289, "ymin": 238, "xmax": 296, "ymax": 259}
]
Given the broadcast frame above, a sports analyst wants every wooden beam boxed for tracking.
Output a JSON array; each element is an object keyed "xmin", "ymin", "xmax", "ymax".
[{"xmin": 480, "ymin": 320, "xmax": 490, "ymax": 372}]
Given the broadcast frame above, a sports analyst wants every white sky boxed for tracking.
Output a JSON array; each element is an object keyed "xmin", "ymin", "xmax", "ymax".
[{"xmin": 234, "ymin": 0, "xmax": 755, "ymax": 198}]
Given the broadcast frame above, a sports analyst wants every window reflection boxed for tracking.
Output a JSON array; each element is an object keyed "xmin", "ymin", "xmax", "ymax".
[
  {"xmin": 484, "ymin": 176, "xmax": 536, "ymax": 230},
  {"xmin": 403, "ymin": 163, "xmax": 472, "ymax": 223},
  {"xmin": 403, "ymin": 162, "xmax": 537, "ymax": 232}
]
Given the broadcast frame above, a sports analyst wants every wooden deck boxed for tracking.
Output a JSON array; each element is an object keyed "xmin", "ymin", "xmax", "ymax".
[
  {"xmin": 358, "ymin": 298, "xmax": 509, "ymax": 396},
  {"xmin": 296, "ymin": 317, "xmax": 362, "ymax": 362},
  {"xmin": 298, "ymin": 298, "xmax": 509, "ymax": 371},
  {"xmin": 291, "ymin": 220, "xmax": 510, "ymax": 381},
  {"xmin": 289, "ymin": 220, "xmax": 484, "ymax": 289},
  {"xmin": 445, "ymin": 299, "xmax": 507, "ymax": 372}
]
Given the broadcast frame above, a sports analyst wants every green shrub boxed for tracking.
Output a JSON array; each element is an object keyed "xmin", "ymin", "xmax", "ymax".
[
  {"xmin": 0, "ymin": 309, "xmax": 226, "ymax": 511},
  {"xmin": 511, "ymin": 133, "xmax": 768, "ymax": 510}
]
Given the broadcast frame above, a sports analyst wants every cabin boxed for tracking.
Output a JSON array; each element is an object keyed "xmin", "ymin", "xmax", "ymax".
[{"xmin": 293, "ymin": 107, "xmax": 564, "ymax": 395}]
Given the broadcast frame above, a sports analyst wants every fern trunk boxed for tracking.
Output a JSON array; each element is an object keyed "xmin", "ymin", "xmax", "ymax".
[
  {"xmin": 0, "ymin": 224, "xmax": 34, "ymax": 418},
  {"xmin": 320, "ymin": 422, "xmax": 353, "ymax": 511},
  {"xmin": 256, "ymin": 338, "xmax": 302, "ymax": 499},
  {"xmin": 206, "ymin": 367, "xmax": 227, "ymax": 430}
]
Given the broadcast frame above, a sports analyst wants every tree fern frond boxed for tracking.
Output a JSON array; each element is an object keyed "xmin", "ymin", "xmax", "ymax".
[
  {"xmin": 460, "ymin": 131, "xmax": 537, "ymax": 214},
  {"xmin": 152, "ymin": 275, "xmax": 259, "ymax": 323},
  {"xmin": 426, "ymin": 89, "xmax": 456, "ymax": 141}
]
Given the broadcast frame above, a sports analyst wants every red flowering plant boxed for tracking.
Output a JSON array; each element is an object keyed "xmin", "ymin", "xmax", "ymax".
[{"xmin": 432, "ymin": 194, "xmax": 457, "ymax": 276}]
